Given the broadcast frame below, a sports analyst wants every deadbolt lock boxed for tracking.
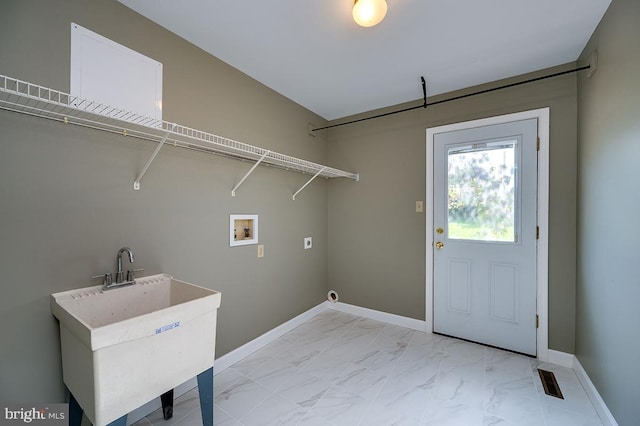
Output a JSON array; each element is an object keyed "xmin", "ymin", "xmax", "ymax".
[
  {"xmin": 435, "ymin": 241, "xmax": 444, "ymax": 249},
  {"xmin": 436, "ymin": 227, "xmax": 444, "ymax": 234}
]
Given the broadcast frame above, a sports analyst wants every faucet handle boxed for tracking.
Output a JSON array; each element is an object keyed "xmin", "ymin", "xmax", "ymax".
[
  {"xmin": 92, "ymin": 273, "xmax": 113, "ymax": 287},
  {"xmin": 126, "ymin": 268, "xmax": 145, "ymax": 282}
]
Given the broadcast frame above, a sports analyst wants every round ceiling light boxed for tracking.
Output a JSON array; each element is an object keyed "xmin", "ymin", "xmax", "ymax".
[{"xmin": 352, "ymin": 0, "xmax": 388, "ymax": 27}]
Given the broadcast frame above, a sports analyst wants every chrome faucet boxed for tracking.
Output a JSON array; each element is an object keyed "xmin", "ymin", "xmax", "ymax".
[
  {"xmin": 92, "ymin": 247, "xmax": 143, "ymax": 290},
  {"xmin": 116, "ymin": 247, "xmax": 134, "ymax": 284}
]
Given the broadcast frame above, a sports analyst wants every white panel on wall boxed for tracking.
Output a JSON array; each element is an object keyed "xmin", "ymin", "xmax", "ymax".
[{"xmin": 70, "ymin": 23, "xmax": 163, "ymax": 123}]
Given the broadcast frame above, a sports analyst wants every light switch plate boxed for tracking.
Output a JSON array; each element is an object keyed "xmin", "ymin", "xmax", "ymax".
[
  {"xmin": 416, "ymin": 201, "xmax": 424, "ymax": 212},
  {"xmin": 257, "ymin": 244, "xmax": 264, "ymax": 258},
  {"xmin": 304, "ymin": 237, "xmax": 312, "ymax": 249}
]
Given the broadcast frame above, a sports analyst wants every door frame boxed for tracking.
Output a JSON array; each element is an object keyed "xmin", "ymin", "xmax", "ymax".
[{"xmin": 425, "ymin": 108, "xmax": 550, "ymax": 360}]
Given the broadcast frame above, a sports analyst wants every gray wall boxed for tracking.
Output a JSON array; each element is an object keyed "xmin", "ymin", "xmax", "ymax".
[
  {"xmin": 576, "ymin": 0, "xmax": 640, "ymax": 424},
  {"xmin": 326, "ymin": 66, "xmax": 579, "ymax": 354},
  {"xmin": 0, "ymin": 0, "xmax": 331, "ymax": 402}
]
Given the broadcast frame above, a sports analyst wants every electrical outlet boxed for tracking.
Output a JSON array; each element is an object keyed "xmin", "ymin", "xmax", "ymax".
[
  {"xmin": 304, "ymin": 237, "xmax": 312, "ymax": 249},
  {"xmin": 257, "ymin": 244, "xmax": 264, "ymax": 258},
  {"xmin": 416, "ymin": 201, "xmax": 424, "ymax": 212}
]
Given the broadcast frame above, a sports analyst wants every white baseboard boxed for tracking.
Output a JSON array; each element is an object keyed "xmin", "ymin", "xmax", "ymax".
[
  {"xmin": 328, "ymin": 301, "xmax": 427, "ymax": 332},
  {"xmin": 546, "ymin": 349, "xmax": 575, "ymax": 368},
  {"xmin": 573, "ymin": 357, "xmax": 619, "ymax": 426},
  {"xmin": 214, "ymin": 302, "xmax": 328, "ymax": 373}
]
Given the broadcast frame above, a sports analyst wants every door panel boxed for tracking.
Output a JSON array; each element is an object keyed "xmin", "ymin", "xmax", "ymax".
[
  {"xmin": 433, "ymin": 118, "xmax": 538, "ymax": 355},
  {"xmin": 447, "ymin": 259, "xmax": 471, "ymax": 313},
  {"xmin": 490, "ymin": 262, "xmax": 518, "ymax": 323}
]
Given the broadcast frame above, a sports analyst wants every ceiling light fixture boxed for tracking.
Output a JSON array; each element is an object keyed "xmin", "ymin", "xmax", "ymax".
[{"xmin": 352, "ymin": 0, "xmax": 387, "ymax": 27}]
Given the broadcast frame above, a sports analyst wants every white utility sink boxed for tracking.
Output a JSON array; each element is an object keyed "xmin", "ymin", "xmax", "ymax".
[{"xmin": 51, "ymin": 274, "xmax": 221, "ymax": 426}]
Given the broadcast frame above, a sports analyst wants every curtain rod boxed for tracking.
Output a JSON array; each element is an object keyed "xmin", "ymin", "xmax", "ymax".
[{"xmin": 312, "ymin": 65, "xmax": 590, "ymax": 132}]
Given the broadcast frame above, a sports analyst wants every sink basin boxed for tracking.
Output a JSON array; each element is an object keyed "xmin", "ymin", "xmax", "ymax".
[{"xmin": 51, "ymin": 273, "xmax": 221, "ymax": 426}]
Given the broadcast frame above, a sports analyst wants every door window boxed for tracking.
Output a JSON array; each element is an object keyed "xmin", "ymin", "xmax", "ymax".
[{"xmin": 447, "ymin": 139, "xmax": 519, "ymax": 242}]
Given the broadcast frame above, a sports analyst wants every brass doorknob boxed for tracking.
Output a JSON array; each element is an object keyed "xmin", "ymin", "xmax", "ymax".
[{"xmin": 435, "ymin": 241, "xmax": 444, "ymax": 249}]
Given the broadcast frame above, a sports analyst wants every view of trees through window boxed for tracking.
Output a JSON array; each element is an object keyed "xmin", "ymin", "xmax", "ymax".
[{"xmin": 447, "ymin": 142, "xmax": 517, "ymax": 242}]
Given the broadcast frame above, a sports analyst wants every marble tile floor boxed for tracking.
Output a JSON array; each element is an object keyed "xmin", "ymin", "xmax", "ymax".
[{"xmin": 135, "ymin": 310, "xmax": 603, "ymax": 426}]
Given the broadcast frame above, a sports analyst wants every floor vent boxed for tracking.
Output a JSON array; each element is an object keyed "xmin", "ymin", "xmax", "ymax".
[{"xmin": 538, "ymin": 369, "xmax": 564, "ymax": 399}]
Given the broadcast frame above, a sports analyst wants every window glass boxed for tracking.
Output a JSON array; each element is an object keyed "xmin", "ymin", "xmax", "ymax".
[{"xmin": 447, "ymin": 141, "xmax": 518, "ymax": 242}]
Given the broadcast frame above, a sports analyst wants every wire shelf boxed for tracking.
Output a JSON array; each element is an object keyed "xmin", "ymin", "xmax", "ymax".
[{"xmin": 0, "ymin": 74, "xmax": 359, "ymax": 186}]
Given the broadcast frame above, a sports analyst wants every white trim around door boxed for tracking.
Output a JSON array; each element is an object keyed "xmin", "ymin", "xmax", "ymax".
[{"xmin": 426, "ymin": 108, "xmax": 550, "ymax": 361}]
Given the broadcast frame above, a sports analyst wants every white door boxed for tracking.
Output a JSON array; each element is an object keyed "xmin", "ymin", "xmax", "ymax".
[{"xmin": 433, "ymin": 118, "xmax": 538, "ymax": 355}]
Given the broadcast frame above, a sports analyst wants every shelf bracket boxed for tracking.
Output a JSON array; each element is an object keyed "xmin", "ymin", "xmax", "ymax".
[
  {"xmin": 232, "ymin": 150, "xmax": 270, "ymax": 196},
  {"xmin": 133, "ymin": 124, "xmax": 176, "ymax": 190},
  {"xmin": 292, "ymin": 167, "xmax": 326, "ymax": 200}
]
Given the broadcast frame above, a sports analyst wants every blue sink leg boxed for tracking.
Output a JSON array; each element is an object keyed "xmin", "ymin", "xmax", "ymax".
[
  {"xmin": 160, "ymin": 389, "xmax": 174, "ymax": 420},
  {"xmin": 68, "ymin": 390, "xmax": 83, "ymax": 426},
  {"xmin": 197, "ymin": 367, "xmax": 214, "ymax": 426},
  {"xmin": 106, "ymin": 415, "xmax": 127, "ymax": 426}
]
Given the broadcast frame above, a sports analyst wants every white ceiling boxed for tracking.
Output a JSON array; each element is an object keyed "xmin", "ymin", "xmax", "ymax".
[{"xmin": 118, "ymin": 0, "xmax": 611, "ymax": 121}]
